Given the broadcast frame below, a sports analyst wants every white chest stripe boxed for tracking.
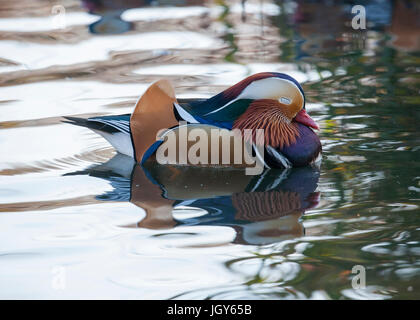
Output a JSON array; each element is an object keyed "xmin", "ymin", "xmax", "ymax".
[
  {"xmin": 174, "ymin": 103, "xmax": 199, "ymax": 123},
  {"xmin": 253, "ymin": 144, "xmax": 270, "ymax": 169},
  {"xmin": 266, "ymin": 145, "xmax": 292, "ymax": 169}
]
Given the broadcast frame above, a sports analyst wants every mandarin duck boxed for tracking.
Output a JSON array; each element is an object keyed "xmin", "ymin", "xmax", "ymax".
[{"xmin": 63, "ymin": 72, "xmax": 321, "ymax": 169}]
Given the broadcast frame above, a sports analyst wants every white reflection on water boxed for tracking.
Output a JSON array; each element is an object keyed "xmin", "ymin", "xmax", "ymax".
[
  {"xmin": 0, "ymin": 204, "xmax": 248, "ymax": 299},
  {"xmin": 0, "ymin": 81, "xmax": 148, "ymax": 121},
  {"xmin": 0, "ymin": 31, "xmax": 222, "ymax": 69},
  {"xmin": 0, "ymin": 12, "xmax": 98, "ymax": 32},
  {"xmin": 0, "ymin": 0, "xmax": 419, "ymax": 300},
  {"xmin": 122, "ymin": 6, "xmax": 209, "ymax": 22}
]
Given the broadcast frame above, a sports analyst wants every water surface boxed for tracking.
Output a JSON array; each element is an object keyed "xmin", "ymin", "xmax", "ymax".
[{"xmin": 0, "ymin": 0, "xmax": 419, "ymax": 299}]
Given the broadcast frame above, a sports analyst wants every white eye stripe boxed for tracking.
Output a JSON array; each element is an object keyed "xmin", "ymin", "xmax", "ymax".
[
  {"xmin": 204, "ymin": 77, "xmax": 304, "ymax": 116},
  {"xmin": 240, "ymin": 77, "xmax": 304, "ymax": 101}
]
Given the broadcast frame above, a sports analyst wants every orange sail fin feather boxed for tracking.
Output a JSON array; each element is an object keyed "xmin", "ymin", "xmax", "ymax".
[
  {"xmin": 130, "ymin": 79, "xmax": 179, "ymax": 162},
  {"xmin": 233, "ymin": 99, "xmax": 300, "ymax": 149}
]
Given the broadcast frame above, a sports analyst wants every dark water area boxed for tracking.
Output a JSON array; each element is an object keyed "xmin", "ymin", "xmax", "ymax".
[{"xmin": 0, "ymin": 0, "xmax": 419, "ymax": 299}]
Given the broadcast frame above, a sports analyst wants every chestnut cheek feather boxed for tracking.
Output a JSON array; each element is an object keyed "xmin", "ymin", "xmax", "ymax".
[{"xmin": 233, "ymin": 100, "xmax": 300, "ymax": 149}]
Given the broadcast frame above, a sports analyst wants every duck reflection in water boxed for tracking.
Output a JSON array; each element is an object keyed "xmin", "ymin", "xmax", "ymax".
[
  {"xmin": 67, "ymin": 154, "xmax": 320, "ymax": 245},
  {"xmin": 82, "ymin": 0, "xmax": 205, "ymax": 34}
]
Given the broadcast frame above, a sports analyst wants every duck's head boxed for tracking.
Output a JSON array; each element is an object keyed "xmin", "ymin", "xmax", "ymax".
[{"xmin": 209, "ymin": 72, "xmax": 319, "ymax": 148}]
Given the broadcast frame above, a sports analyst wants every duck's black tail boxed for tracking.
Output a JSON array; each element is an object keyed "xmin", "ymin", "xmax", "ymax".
[
  {"xmin": 62, "ymin": 114, "xmax": 134, "ymax": 158},
  {"xmin": 62, "ymin": 115, "xmax": 131, "ymax": 134}
]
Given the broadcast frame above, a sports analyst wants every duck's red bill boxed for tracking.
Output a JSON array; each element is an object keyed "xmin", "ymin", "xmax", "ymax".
[{"xmin": 294, "ymin": 109, "xmax": 320, "ymax": 130}]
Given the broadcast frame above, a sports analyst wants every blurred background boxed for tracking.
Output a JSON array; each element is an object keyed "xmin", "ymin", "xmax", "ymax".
[{"xmin": 0, "ymin": 0, "xmax": 419, "ymax": 299}]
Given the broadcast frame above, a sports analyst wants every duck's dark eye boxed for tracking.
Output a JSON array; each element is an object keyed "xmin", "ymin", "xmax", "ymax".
[{"xmin": 280, "ymin": 97, "xmax": 291, "ymax": 105}]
